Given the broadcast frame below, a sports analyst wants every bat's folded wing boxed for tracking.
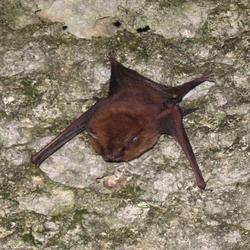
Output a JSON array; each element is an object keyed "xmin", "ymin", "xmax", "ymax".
[
  {"xmin": 157, "ymin": 105, "xmax": 206, "ymax": 189},
  {"xmin": 31, "ymin": 104, "xmax": 99, "ymax": 166}
]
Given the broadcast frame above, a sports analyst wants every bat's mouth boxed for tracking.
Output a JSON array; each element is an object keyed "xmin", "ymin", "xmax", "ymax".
[{"xmin": 103, "ymin": 155, "xmax": 123, "ymax": 163}]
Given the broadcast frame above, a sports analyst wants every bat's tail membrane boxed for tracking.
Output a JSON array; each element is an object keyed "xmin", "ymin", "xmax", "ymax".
[{"xmin": 31, "ymin": 106, "xmax": 97, "ymax": 166}]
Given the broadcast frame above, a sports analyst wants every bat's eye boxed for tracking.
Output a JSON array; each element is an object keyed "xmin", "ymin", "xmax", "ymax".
[
  {"xmin": 131, "ymin": 134, "xmax": 139, "ymax": 143},
  {"xmin": 126, "ymin": 131, "xmax": 141, "ymax": 149}
]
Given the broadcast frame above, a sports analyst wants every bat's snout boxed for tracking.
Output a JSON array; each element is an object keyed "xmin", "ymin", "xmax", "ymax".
[{"xmin": 103, "ymin": 151, "xmax": 123, "ymax": 162}]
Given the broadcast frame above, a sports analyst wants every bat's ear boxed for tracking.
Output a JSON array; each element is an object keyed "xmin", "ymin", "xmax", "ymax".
[
  {"xmin": 31, "ymin": 104, "xmax": 99, "ymax": 166},
  {"xmin": 108, "ymin": 56, "xmax": 128, "ymax": 96},
  {"xmin": 108, "ymin": 56, "xmax": 156, "ymax": 96}
]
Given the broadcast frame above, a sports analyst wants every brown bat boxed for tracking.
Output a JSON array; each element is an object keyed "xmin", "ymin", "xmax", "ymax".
[{"xmin": 31, "ymin": 56, "xmax": 212, "ymax": 189}]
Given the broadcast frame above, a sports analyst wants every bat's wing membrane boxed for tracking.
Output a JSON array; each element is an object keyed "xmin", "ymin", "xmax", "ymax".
[
  {"xmin": 165, "ymin": 75, "xmax": 211, "ymax": 103},
  {"xmin": 157, "ymin": 106, "xmax": 206, "ymax": 189},
  {"xmin": 108, "ymin": 57, "xmax": 211, "ymax": 104}
]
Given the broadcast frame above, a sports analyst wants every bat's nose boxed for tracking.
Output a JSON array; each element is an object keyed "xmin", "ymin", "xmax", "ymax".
[{"xmin": 103, "ymin": 152, "xmax": 122, "ymax": 162}]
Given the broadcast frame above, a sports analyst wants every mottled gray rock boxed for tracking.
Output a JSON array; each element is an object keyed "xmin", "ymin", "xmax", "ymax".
[
  {"xmin": 0, "ymin": 0, "xmax": 249, "ymax": 249},
  {"xmin": 38, "ymin": 137, "xmax": 108, "ymax": 188},
  {"xmin": 0, "ymin": 121, "xmax": 32, "ymax": 147},
  {"xmin": 0, "ymin": 0, "xmax": 41, "ymax": 30},
  {"xmin": 0, "ymin": 43, "xmax": 46, "ymax": 77},
  {"xmin": 31, "ymin": 220, "xmax": 61, "ymax": 244},
  {"xmin": 37, "ymin": 0, "xmax": 120, "ymax": 38},
  {"xmin": 17, "ymin": 187, "xmax": 75, "ymax": 215},
  {"xmin": 184, "ymin": 81, "xmax": 215, "ymax": 100},
  {"xmin": 32, "ymin": 0, "xmax": 213, "ymax": 39},
  {"xmin": 110, "ymin": 202, "xmax": 150, "ymax": 229}
]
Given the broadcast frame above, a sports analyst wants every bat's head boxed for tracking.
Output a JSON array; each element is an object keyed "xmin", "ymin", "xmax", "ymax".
[{"xmin": 86, "ymin": 101, "xmax": 160, "ymax": 162}]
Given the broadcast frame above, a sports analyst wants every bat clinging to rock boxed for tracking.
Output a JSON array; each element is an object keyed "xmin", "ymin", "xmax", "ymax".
[{"xmin": 31, "ymin": 56, "xmax": 212, "ymax": 189}]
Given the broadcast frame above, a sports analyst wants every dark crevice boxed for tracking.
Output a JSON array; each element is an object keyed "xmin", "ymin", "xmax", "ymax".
[
  {"xmin": 62, "ymin": 25, "xmax": 68, "ymax": 30},
  {"xmin": 136, "ymin": 26, "xmax": 150, "ymax": 33},
  {"xmin": 113, "ymin": 21, "xmax": 122, "ymax": 27}
]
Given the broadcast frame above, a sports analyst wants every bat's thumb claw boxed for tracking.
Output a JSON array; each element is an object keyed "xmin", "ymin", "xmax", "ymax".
[
  {"xmin": 107, "ymin": 52, "xmax": 117, "ymax": 63},
  {"xmin": 201, "ymin": 72, "xmax": 216, "ymax": 83}
]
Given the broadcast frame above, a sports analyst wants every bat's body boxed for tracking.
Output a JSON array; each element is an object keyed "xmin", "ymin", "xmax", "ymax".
[{"xmin": 31, "ymin": 57, "xmax": 211, "ymax": 189}]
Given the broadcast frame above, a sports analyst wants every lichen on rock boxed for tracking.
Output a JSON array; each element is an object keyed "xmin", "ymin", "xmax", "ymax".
[{"xmin": 0, "ymin": 0, "xmax": 249, "ymax": 249}]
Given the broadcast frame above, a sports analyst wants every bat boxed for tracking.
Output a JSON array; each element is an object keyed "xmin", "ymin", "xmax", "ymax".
[{"xmin": 31, "ymin": 56, "xmax": 212, "ymax": 189}]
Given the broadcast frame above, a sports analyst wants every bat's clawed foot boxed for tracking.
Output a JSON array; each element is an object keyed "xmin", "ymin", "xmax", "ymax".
[{"xmin": 197, "ymin": 180, "xmax": 206, "ymax": 190}]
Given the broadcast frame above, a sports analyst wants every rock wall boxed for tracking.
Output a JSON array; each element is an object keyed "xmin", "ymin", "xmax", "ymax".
[{"xmin": 0, "ymin": 0, "xmax": 249, "ymax": 249}]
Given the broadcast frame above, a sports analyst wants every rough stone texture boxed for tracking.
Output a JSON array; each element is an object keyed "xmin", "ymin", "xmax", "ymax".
[
  {"xmin": 0, "ymin": 0, "xmax": 249, "ymax": 249},
  {"xmin": 17, "ymin": 187, "xmax": 75, "ymax": 216}
]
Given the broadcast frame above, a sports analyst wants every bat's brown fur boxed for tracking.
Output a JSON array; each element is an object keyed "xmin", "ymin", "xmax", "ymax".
[{"xmin": 31, "ymin": 56, "xmax": 212, "ymax": 189}]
